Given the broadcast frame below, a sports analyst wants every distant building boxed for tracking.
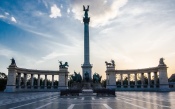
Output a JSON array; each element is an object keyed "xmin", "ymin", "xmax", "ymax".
[{"xmin": 169, "ymin": 74, "xmax": 175, "ymax": 82}]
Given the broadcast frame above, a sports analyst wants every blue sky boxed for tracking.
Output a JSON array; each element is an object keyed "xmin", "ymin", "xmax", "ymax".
[{"xmin": 0, "ymin": 0, "xmax": 175, "ymax": 79}]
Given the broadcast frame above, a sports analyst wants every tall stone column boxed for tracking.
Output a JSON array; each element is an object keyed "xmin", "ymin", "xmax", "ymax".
[
  {"xmin": 135, "ymin": 73, "xmax": 137, "ymax": 88},
  {"xmin": 128, "ymin": 74, "xmax": 130, "ymax": 88},
  {"xmin": 4, "ymin": 64, "xmax": 17, "ymax": 92},
  {"xmin": 31, "ymin": 74, "xmax": 34, "ymax": 89},
  {"xmin": 141, "ymin": 73, "xmax": 144, "ymax": 88},
  {"xmin": 18, "ymin": 73, "xmax": 21, "ymax": 89},
  {"xmin": 81, "ymin": 5, "xmax": 92, "ymax": 80},
  {"xmin": 24, "ymin": 74, "xmax": 27, "ymax": 89},
  {"xmin": 45, "ymin": 75, "xmax": 47, "ymax": 89},
  {"xmin": 148, "ymin": 72, "xmax": 151, "ymax": 88},
  {"xmin": 52, "ymin": 75, "xmax": 54, "ymax": 89},
  {"xmin": 38, "ymin": 74, "xmax": 40, "ymax": 89}
]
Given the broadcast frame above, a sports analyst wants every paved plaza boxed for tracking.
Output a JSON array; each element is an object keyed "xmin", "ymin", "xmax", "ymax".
[{"xmin": 0, "ymin": 92, "xmax": 175, "ymax": 109}]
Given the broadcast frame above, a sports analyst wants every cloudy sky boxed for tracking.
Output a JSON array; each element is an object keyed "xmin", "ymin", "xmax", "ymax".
[{"xmin": 0, "ymin": 0, "xmax": 175, "ymax": 79}]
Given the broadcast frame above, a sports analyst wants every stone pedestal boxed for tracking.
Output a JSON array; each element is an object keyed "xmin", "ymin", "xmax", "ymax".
[
  {"xmin": 82, "ymin": 82, "xmax": 91, "ymax": 89},
  {"xmin": 4, "ymin": 65, "xmax": 17, "ymax": 92},
  {"xmin": 158, "ymin": 65, "xmax": 169, "ymax": 90},
  {"xmin": 106, "ymin": 67, "xmax": 116, "ymax": 89},
  {"xmin": 58, "ymin": 68, "xmax": 69, "ymax": 90}
]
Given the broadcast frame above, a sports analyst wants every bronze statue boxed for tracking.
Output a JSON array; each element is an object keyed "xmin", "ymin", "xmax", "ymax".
[
  {"xmin": 70, "ymin": 71, "xmax": 82, "ymax": 83},
  {"xmin": 58, "ymin": 60, "xmax": 69, "ymax": 68},
  {"xmin": 84, "ymin": 71, "xmax": 89, "ymax": 82},
  {"xmin": 93, "ymin": 73, "xmax": 102, "ymax": 83},
  {"xmin": 83, "ymin": 5, "xmax": 89, "ymax": 18},
  {"xmin": 11, "ymin": 58, "xmax": 16, "ymax": 65},
  {"xmin": 159, "ymin": 58, "xmax": 166, "ymax": 65},
  {"xmin": 105, "ymin": 60, "xmax": 115, "ymax": 67}
]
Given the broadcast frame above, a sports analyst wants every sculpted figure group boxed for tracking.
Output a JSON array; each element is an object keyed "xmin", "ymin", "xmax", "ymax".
[
  {"xmin": 58, "ymin": 61, "xmax": 69, "ymax": 68},
  {"xmin": 105, "ymin": 60, "xmax": 115, "ymax": 67}
]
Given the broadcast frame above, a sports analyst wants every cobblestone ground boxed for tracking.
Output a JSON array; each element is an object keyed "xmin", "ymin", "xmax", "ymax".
[
  {"xmin": 0, "ymin": 92, "xmax": 59, "ymax": 106},
  {"xmin": 0, "ymin": 92, "xmax": 175, "ymax": 109}
]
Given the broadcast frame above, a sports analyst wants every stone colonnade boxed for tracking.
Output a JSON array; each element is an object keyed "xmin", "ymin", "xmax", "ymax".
[
  {"xmin": 4, "ymin": 64, "xmax": 69, "ymax": 92},
  {"xmin": 106, "ymin": 62, "xmax": 169, "ymax": 91}
]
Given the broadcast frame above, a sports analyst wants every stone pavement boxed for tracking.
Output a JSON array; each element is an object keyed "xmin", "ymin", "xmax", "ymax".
[{"xmin": 0, "ymin": 92, "xmax": 175, "ymax": 109}]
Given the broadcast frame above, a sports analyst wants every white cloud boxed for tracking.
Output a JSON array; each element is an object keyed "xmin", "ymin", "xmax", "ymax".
[
  {"xmin": 61, "ymin": 4, "xmax": 63, "ymax": 8},
  {"xmin": 5, "ymin": 12, "xmax": 9, "ymax": 15},
  {"xmin": 36, "ymin": 52, "xmax": 67, "ymax": 64},
  {"xmin": 0, "ymin": 15, "xmax": 5, "ymax": 18},
  {"xmin": 11, "ymin": 16, "xmax": 17, "ymax": 23},
  {"xmin": 71, "ymin": 0, "xmax": 128, "ymax": 27},
  {"xmin": 49, "ymin": 4, "xmax": 62, "ymax": 18},
  {"xmin": 67, "ymin": 8, "xmax": 70, "ymax": 14}
]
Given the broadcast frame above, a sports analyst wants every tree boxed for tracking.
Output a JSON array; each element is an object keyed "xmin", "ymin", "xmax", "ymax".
[{"xmin": 0, "ymin": 72, "xmax": 7, "ymax": 91}]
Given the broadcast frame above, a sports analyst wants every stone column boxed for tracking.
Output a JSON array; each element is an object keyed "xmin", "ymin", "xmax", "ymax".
[
  {"xmin": 4, "ymin": 65, "xmax": 17, "ymax": 92},
  {"xmin": 58, "ymin": 73, "xmax": 67, "ymax": 89},
  {"xmin": 158, "ymin": 59, "xmax": 169, "ymax": 91},
  {"xmin": 52, "ymin": 75, "xmax": 54, "ymax": 89},
  {"xmin": 24, "ymin": 74, "xmax": 27, "ymax": 89},
  {"xmin": 148, "ymin": 72, "xmax": 151, "ymax": 88},
  {"xmin": 31, "ymin": 74, "xmax": 34, "ymax": 89},
  {"xmin": 154, "ymin": 72, "xmax": 157, "ymax": 88},
  {"xmin": 81, "ymin": 6, "xmax": 92, "ymax": 79},
  {"xmin": 38, "ymin": 74, "xmax": 40, "ymax": 89},
  {"xmin": 141, "ymin": 73, "xmax": 144, "ymax": 88},
  {"xmin": 58, "ymin": 68, "xmax": 69, "ymax": 90},
  {"xmin": 121, "ymin": 74, "xmax": 123, "ymax": 88},
  {"xmin": 45, "ymin": 75, "xmax": 47, "ymax": 89},
  {"xmin": 135, "ymin": 73, "xmax": 137, "ymax": 88},
  {"xmin": 18, "ymin": 73, "xmax": 21, "ymax": 89},
  {"xmin": 106, "ymin": 66, "xmax": 116, "ymax": 89},
  {"xmin": 128, "ymin": 74, "xmax": 130, "ymax": 88}
]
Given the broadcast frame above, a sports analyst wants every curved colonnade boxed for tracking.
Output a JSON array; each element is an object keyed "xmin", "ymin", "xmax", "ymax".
[
  {"xmin": 4, "ymin": 64, "xmax": 69, "ymax": 92},
  {"xmin": 106, "ymin": 63, "xmax": 169, "ymax": 91}
]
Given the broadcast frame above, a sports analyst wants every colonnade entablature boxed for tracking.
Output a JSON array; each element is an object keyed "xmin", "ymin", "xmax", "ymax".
[
  {"xmin": 4, "ymin": 59, "xmax": 69, "ymax": 92},
  {"xmin": 106, "ymin": 58, "xmax": 169, "ymax": 91}
]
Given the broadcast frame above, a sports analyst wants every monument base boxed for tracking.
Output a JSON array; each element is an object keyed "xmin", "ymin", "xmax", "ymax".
[
  {"xmin": 58, "ymin": 86, "xmax": 68, "ymax": 90},
  {"xmin": 81, "ymin": 89, "xmax": 94, "ymax": 96},
  {"xmin": 82, "ymin": 82, "xmax": 91, "ymax": 89},
  {"xmin": 4, "ymin": 85, "xmax": 16, "ymax": 92},
  {"xmin": 106, "ymin": 85, "xmax": 116, "ymax": 89},
  {"xmin": 159, "ymin": 84, "xmax": 170, "ymax": 91}
]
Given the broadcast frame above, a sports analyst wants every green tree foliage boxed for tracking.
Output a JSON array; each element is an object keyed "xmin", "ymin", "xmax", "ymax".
[{"xmin": 0, "ymin": 72, "xmax": 7, "ymax": 91}]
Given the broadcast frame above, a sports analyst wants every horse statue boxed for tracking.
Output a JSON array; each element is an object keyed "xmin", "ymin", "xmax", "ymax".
[
  {"xmin": 93, "ymin": 73, "xmax": 102, "ymax": 83},
  {"xmin": 11, "ymin": 58, "xmax": 16, "ymax": 65},
  {"xmin": 58, "ymin": 61, "xmax": 69, "ymax": 68},
  {"xmin": 105, "ymin": 59, "xmax": 115, "ymax": 67}
]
